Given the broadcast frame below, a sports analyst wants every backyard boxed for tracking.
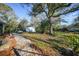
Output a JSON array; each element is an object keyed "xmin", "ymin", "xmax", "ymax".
[{"xmin": 0, "ymin": 3, "xmax": 79, "ymax": 56}]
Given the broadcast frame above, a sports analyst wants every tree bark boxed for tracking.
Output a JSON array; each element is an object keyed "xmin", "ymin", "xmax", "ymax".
[
  {"xmin": 44, "ymin": 10, "xmax": 53, "ymax": 35},
  {"xmin": 49, "ymin": 17, "xmax": 53, "ymax": 35},
  {"xmin": 2, "ymin": 24, "xmax": 5, "ymax": 34}
]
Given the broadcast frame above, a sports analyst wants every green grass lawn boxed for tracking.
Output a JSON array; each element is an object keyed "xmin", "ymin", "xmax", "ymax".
[{"xmin": 21, "ymin": 31, "xmax": 79, "ymax": 55}]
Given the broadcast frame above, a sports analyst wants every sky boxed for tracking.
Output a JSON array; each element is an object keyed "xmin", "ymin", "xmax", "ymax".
[
  {"xmin": 6, "ymin": 3, "xmax": 79, "ymax": 26},
  {"xmin": 6, "ymin": 3, "xmax": 32, "ymax": 22},
  {"xmin": 60, "ymin": 10, "xmax": 79, "ymax": 25}
]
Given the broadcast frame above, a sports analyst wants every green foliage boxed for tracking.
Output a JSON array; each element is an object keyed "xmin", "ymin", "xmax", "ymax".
[
  {"xmin": 32, "ymin": 3, "xmax": 71, "ymax": 17},
  {"xmin": 5, "ymin": 19, "xmax": 19, "ymax": 33},
  {"xmin": 36, "ymin": 19, "xmax": 50, "ymax": 33},
  {"xmin": 0, "ymin": 3, "xmax": 12, "ymax": 13},
  {"xmin": 32, "ymin": 3, "xmax": 72, "ymax": 34},
  {"xmin": 54, "ymin": 31, "xmax": 79, "ymax": 53},
  {"xmin": 63, "ymin": 35, "xmax": 79, "ymax": 51},
  {"xmin": 18, "ymin": 19, "xmax": 28, "ymax": 31},
  {"xmin": 0, "ymin": 3, "xmax": 19, "ymax": 33},
  {"xmin": 36, "ymin": 19, "xmax": 61, "ymax": 33}
]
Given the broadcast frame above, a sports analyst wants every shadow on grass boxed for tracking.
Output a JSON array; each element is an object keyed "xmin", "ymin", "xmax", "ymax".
[
  {"xmin": 48, "ymin": 39, "xmax": 78, "ymax": 56},
  {"xmin": 22, "ymin": 35, "xmax": 78, "ymax": 56}
]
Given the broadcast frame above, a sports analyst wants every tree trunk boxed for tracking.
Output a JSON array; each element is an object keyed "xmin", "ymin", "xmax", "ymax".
[
  {"xmin": 2, "ymin": 24, "xmax": 5, "ymax": 34},
  {"xmin": 49, "ymin": 17, "xmax": 53, "ymax": 35},
  {"xmin": 49, "ymin": 23, "xmax": 53, "ymax": 35}
]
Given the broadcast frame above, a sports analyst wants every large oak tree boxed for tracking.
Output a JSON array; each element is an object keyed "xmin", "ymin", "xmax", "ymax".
[{"xmin": 31, "ymin": 3, "xmax": 79, "ymax": 35}]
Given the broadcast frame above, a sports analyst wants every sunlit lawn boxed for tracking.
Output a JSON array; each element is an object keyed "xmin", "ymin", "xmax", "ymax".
[
  {"xmin": 21, "ymin": 32, "xmax": 60, "ymax": 55},
  {"xmin": 21, "ymin": 31, "xmax": 79, "ymax": 55}
]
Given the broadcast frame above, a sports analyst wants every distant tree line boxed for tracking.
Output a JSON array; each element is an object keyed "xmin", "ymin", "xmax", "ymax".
[
  {"xmin": 0, "ymin": 4, "xmax": 29, "ymax": 34},
  {"xmin": 1, "ymin": 3, "xmax": 79, "ymax": 34}
]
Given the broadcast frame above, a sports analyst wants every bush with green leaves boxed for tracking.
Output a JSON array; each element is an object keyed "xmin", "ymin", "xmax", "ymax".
[
  {"xmin": 63, "ymin": 34, "xmax": 79, "ymax": 52},
  {"xmin": 36, "ymin": 19, "xmax": 50, "ymax": 33}
]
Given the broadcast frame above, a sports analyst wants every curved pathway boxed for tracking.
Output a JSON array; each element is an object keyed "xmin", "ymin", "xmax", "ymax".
[{"xmin": 13, "ymin": 33, "xmax": 40, "ymax": 56}]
